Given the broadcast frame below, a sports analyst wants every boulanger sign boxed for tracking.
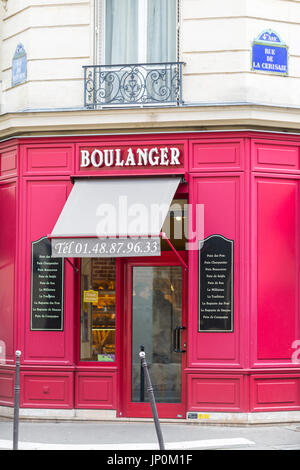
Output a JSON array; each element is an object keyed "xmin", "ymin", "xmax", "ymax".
[{"xmin": 79, "ymin": 144, "xmax": 184, "ymax": 170}]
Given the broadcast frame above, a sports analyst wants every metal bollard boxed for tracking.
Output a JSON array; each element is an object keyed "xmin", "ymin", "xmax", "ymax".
[
  {"xmin": 13, "ymin": 350, "xmax": 21, "ymax": 450},
  {"xmin": 139, "ymin": 347, "xmax": 165, "ymax": 450},
  {"xmin": 140, "ymin": 345, "xmax": 145, "ymax": 402}
]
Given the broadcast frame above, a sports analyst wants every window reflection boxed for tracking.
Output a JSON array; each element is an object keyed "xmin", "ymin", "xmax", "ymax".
[
  {"xmin": 131, "ymin": 265, "xmax": 182, "ymax": 403},
  {"xmin": 161, "ymin": 199, "xmax": 188, "ymax": 251}
]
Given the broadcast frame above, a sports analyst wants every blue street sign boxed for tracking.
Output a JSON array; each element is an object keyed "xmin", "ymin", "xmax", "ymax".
[
  {"xmin": 12, "ymin": 43, "xmax": 27, "ymax": 87},
  {"xmin": 251, "ymin": 29, "xmax": 288, "ymax": 75}
]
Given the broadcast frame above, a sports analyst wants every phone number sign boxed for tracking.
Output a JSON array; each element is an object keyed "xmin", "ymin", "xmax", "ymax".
[
  {"xmin": 51, "ymin": 237, "xmax": 161, "ymax": 258},
  {"xmin": 251, "ymin": 29, "xmax": 288, "ymax": 75}
]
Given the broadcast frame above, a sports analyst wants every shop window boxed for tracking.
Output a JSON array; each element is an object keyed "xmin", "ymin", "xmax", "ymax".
[
  {"xmin": 80, "ymin": 258, "xmax": 116, "ymax": 362},
  {"xmin": 161, "ymin": 198, "xmax": 188, "ymax": 251},
  {"xmin": 79, "ymin": 198, "xmax": 186, "ymax": 363}
]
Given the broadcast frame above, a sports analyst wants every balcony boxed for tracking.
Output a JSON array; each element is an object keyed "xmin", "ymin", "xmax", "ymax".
[{"xmin": 83, "ymin": 62, "xmax": 184, "ymax": 109}]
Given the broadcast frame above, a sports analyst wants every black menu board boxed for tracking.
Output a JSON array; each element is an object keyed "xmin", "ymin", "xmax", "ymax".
[
  {"xmin": 31, "ymin": 237, "xmax": 64, "ymax": 331},
  {"xmin": 198, "ymin": 235, "xmax": 233, "ymax": 332}
]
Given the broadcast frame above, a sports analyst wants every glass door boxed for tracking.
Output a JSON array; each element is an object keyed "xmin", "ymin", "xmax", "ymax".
[{"xmin": 122, "ymin": 255, "xmax": 187, "ymax": 418}]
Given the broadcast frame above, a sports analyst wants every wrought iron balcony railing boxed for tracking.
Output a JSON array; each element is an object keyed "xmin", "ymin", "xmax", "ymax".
[{"xmin": 83, "ymin": 62, "xmax": 184, "ymax": 108}]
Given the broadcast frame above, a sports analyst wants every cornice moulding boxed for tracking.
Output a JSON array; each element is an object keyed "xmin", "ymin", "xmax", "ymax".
[{"xmin": 1, "ymin": 103, "xmax": 300, "ymax": 139}]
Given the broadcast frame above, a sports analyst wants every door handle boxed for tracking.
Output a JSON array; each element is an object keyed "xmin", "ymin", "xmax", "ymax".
[
  {"xmin": 173, "ymin": 326, "xmax": 186, "ymax": 353},
  {"xmin": 173, "ymin": 328, "xmax": 178, "ymax": 353}
]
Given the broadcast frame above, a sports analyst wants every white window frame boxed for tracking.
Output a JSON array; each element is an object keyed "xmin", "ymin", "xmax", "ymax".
[{"xmin": 94, "ymin": 0, "xmax": 105, "ymax": 64}]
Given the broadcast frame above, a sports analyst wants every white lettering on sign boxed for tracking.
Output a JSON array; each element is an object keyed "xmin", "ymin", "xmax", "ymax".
[
  {"xmin": 261, "ymin": 63, "xmax": 287, "ymax": 71},
  {"xmin": 265, "ymin": 48, "xmax": 275, "ymax": 55},
  {"xmin": 80, "ymin": 146, "xmax": 182, "ymax": 169}
]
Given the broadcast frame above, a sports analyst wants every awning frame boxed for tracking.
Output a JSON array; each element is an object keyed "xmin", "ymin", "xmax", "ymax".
[
  {"xmin": 50, "ymin": 176, "xmax": 182, "ymax": 239},
  {"xmin": 160, "ymin": 232, "xmax": 188, "ymax": 271},
  {"xmin": 48, "ymin": 174, "xmax": 188, "ymax": 270}
]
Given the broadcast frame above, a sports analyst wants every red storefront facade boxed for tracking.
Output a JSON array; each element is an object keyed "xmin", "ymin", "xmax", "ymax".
[{"xmin": 0, "ymin": 130, "xmax": 300, "ymax": 422}]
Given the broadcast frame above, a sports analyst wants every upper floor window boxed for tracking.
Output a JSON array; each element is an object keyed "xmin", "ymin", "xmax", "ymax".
[
  {"xmin": 104, "ymin": 0, "xmax": 177, "ymax": 64},
  {"xmin": 87, "ymin": 0, "xmax": 182, "ymax": 107}
]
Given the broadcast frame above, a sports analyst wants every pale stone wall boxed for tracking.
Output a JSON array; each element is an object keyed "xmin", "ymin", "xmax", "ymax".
[
  {"xmin": 181, "ymin": 0, "xmax": 300, "ymax": 106},
  {"xmin": 0, "ymin": 2, "xmax": 5, "ymax": 111},
  {"xmin": 0, "ymin": 0, "xmax": 300, "ymax": 114},
  {"xmin": 1, "ymin": 0, "xmax": 91, "ymax": 113}
]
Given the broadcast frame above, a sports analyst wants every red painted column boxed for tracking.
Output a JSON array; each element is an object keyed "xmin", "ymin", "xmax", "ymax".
[
  {"xmin": 0, "ymin": 141, "xmax": 18, "ymax": 407},
  {"xmin": 187, "ymin": 137, "xmax": 249, "ymax": 413}
]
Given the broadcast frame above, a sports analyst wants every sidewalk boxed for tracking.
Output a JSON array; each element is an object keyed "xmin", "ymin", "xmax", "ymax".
[{"xmin": 0, "ymin": 419, "xmax": 300, "ymax": 451}]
